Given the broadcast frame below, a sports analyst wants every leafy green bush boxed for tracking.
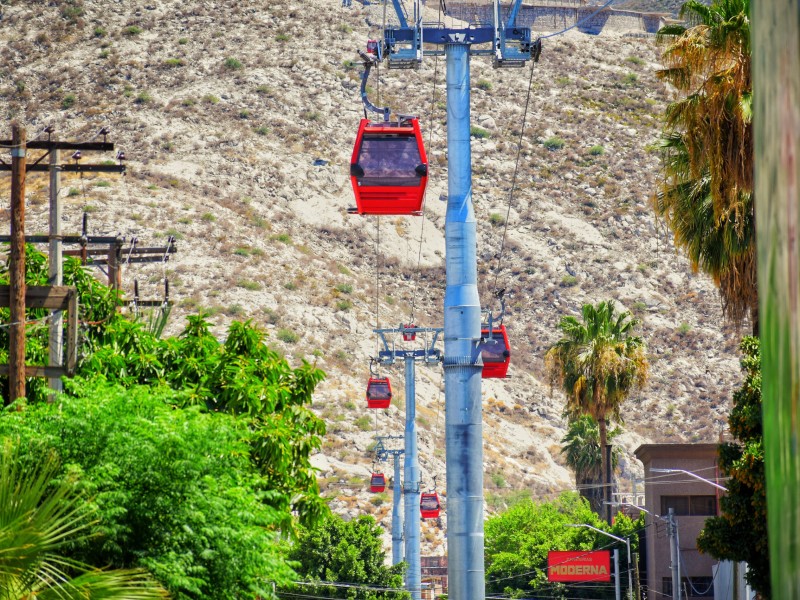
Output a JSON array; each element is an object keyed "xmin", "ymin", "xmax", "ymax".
[
  {"xmin": 560, "ymin": 274, "xmax": 578, "ymax": 287},
  {"xmin": 237, "ymin": 279, "xmax": 262, "ymax": 291},
  {"xmin": 485, "ymin": 493, "xmax": 642, "ymax": 597},
  {"xmin": 224, "ymin": 57, "xmax": 243, "ymax": 70},
  {"xmin": 543, "ymin": 137, "xmax": 565, "ymax": 150},
  {"xmin": 335, "ymin": 283, "xmax": 353, "ymax": 294},
  {"xmin": 277, "ymin": 328, "xmax": 299, "ymax": 344},
  {"xmin": 0, "ymin": 383, "xmax": 297, "ymax": 598},
  {"xmin": 623, "ymin": 72, "xmax": 639, "ymax": 85},
  {"xmin": 489, "ymin": 213, "xmax": 505, "ymax": 227},
  {"xmin": 588, "ymin": 144, "xmax": 605, "ymax": 156},
  {"xmin": 283, "ymin": 514, "xmax": 408, "ymax": 600},
  {"xmin": 470, "ymin": 126, "xmax": 490, "ymax": 139},
  {"xmin": 271, "ymin": 233, "xmax": 292, "ymax": 244},
  {"xmin": 61, "ymin": 93, "xmax": 76, "ymax": 109},
  {"xmin": 355, "ymin": 416, "xmax": 372, "ymax": 431},
  {"xmin": 476, "ymin": 79, "xmax": 493, "ymax": 91},
  {"xmin": 123, "ymin": 25, "xmax": 143, "ymax": 36}
]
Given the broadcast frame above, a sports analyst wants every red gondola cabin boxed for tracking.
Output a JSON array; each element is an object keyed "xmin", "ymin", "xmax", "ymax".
[
  {"xmin": 478, "ymin": 325, "xmax": 511, "ymax": 379},
  {"xmin": 402, "ymin": 323, "xmax": 416, "ymax": 341},
  {"xmin": 350, "ymin": 118, "xmax": 428, "ymax": 215},
  {"xmin": 420, "ymin": 492, "xmax": 441, "ymax": 519},
  {"xmin": 370, "ymin": 473, "xmax": 386, "ymax": 493},
  {"xmin": 366, "ymin": 377, "xmax": 392, "ymax": 409}
]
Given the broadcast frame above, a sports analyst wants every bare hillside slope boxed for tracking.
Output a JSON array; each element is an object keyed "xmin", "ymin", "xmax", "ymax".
[{"xmin": 0, "ymin": 0, "xmax": 742, "ymax": 554}]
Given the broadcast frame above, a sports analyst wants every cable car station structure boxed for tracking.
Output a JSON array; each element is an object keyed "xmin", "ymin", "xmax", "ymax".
[{"xmin": 348, "ymin": 2, "xmax": 539, "ymax": 599}]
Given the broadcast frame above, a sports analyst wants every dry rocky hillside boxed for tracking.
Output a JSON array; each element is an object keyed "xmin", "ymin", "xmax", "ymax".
[{"xmin": 1, "ymin": 0, "xmax": 744, "ymax": 554}]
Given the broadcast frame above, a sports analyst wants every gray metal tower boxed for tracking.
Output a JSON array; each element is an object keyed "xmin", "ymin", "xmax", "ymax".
[
  {"xmin": 375, "ymin": 3, "xmax": 536, "ymax": 599},
  {"xmin": 374, "ymin": 325, "xmax": 442, "ymax": 600}
]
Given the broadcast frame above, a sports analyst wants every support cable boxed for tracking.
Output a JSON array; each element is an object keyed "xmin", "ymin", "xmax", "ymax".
[
  {"xmin": 539, "ymin": 0, "xmax": 616, "ymax": 40},
  {"xmin": 375, "ymin": 216, "xmax": 381, "ymax": 356},
  {"xmin": 409, "ymin": 0, "xmax": 444, "ymax": 323},
  {"xmin": 491, "ymin": 51, "xmax": 538, "ymax": 296}
]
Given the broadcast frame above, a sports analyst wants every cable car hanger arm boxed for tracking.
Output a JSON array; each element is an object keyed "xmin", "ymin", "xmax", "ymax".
[
  {"xmin": 359, "ymin": 52, "xmax": 390, "ymax": 122},
  {"xmin": 483, "ymin": 289, "xmax": 507, "ymax": 341}
]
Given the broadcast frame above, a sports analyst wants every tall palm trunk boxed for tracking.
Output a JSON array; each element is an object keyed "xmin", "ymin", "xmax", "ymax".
[{"xmin": 598, "ymin": 415, "xmax": 609, "ymax": 523}]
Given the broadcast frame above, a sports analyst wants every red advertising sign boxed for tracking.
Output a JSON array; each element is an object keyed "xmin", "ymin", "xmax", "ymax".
[{"xmin": 547, "ymin": 550, "xmax": 611, "ymax": 582}]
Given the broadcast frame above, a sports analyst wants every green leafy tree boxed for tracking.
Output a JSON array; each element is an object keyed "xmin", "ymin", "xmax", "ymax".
[
  {"xmin": 0, "ymin": 381, "xmax": 299, "ymax": 599},
  {"xmin": 484, "ymin": 492, "xmax": 641, "ymax": 599},
  {"xmin": 0, "ymin": 438, "xmax": 166, "ymax": 599},
  {"xmin": 545, "ymin": 301, "xmax": 648, "ymax": 521},
  {"xmin": 82, "ymin": 314, "xmax": 328, "ymax": 531},
  {"xmin": 562, "ymin": 415, "xmax": 621, "ymax": 515},
  {"xmin": 0, "ymin": 247, "xmax": 121, "ymax": 404},
  {"xmin": 655, "ymin": 0, "xmax": 754, "ymax": 331},
  {"xmin": 281, "ymin": 513, "xmax": 409, "ymax": 600},
  {"xmin": 697, "ymin": 337, "xmax": 768, "ymax": 596}
]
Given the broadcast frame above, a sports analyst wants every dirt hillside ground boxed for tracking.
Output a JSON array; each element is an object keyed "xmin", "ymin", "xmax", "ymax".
[{"xmin": 0, "ymin": 0, "xmax": 743, "ymax": 553}]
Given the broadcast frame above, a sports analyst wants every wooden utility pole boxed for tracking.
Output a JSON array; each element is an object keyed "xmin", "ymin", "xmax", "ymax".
[{"xmin": 9, "ymin": 123, "xmax": 26, "ymax": 404}]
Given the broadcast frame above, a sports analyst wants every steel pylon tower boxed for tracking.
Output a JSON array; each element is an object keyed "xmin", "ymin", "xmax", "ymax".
[
  {"xmin": 374, "ymin": 325, "xmax": 442, "ymax": 600},
  {"xmin": 371, "ymin": 3, "xmax": 538, "ymax": 599},
  {"xmin": 375, "ymin": 435, "xmax": 405, "ymax": 565}
]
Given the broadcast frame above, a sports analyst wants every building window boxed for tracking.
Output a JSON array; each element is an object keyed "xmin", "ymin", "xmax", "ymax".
[
  {"xmin": 663, "ymin": 576, "xmax": 715, "ymax": 598},
  {"xmin": 660, "ymin": 495, "xmax": 717, "ymax": 516}
]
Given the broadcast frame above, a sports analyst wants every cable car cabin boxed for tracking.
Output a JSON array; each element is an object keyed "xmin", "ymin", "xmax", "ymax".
[
  {"xmin": 350, "ymin": 118, "xmax": 428, "ymax": 216},
  {"xmin": 366, "ymin": 39, "xmax": 380, "ymax": 56},
  {"xmin": 366, "ymin": 377, "xmax": 392, "ymax": 409},
  {"xmin": 370, "ymin": 473, "xmax": 386, "ymax": 493},
  {"xmin": 420, "ymin": 492, "xmax": 441, "ymax": 519},
  {"xmin": 402, "ymin": 323, "xmax": 416, "ymax": 342},
  {"xmin": 478, "ymin": 325, "xmax": 511, "ymax": 379}
]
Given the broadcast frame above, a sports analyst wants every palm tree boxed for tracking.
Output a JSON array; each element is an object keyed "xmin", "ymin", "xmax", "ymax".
[
  {"xmin": 654, "ymin": 132, "xmax": 756, "ymax": 332},
  {"xmin": 561, "ymin": 415, "xmax": 621, "ymax": 515},
  {"xmin": 0, "ymin": 439, "xmax": 167, "ymax": 599},
  {"xmin": 655, "ymin": 0, "xmax": 754, "ymax": 331},
  {"xmin": 545, "ymin": 301, "xmax": 648, "ymax": 523}
]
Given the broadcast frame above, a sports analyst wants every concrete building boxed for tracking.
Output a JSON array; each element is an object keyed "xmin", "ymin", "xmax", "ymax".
[
  {"xmin": 634, "ymin": 444, "xmax": 722, "ymax": 599},
  {"xmin": 420, "ymin": 555, "xmax": 447, "ymax": 599}
]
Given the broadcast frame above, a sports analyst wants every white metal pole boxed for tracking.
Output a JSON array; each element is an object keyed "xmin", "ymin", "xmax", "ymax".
[
  {"xmin": 443, "ymin": 41, "xmax": 485, "ymax": 600},
  {"xmin": 669, "ymin": 508, "xmax": 680, "ymax": 600},
  {"xmin": 403, "ymin": 356, "xmax": 421, "ymax": 600},
  {"xmin": 48, "ymin": 147, "xmax": 63, "ymax": 398}
]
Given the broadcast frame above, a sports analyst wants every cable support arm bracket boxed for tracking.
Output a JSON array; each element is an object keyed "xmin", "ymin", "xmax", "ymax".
[{"xmin": 359, "ymin": 53, "xmax": 390, "ymax": 122}]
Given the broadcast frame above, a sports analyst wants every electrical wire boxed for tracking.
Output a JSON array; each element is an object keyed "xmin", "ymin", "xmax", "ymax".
[
  {"xmin": 0, "ymin": 313, "xmax": 53, "ymax": 330},
  {"xmin": 677, "ymin": 545, "xmax": 718, "ymax": 597}
]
